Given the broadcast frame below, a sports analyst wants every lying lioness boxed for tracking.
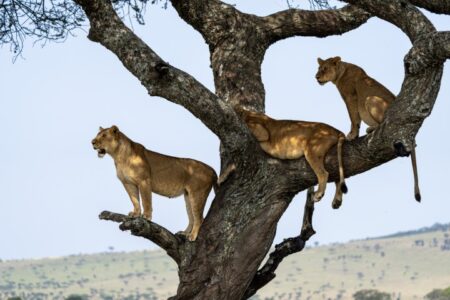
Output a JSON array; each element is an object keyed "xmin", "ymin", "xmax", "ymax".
[
  {"xmin": 236, "ymin": 107, "xmax": 348, "ymax": 209},
  {"xmin": 316, "ymin": 56, "xmax": 421, "ymax": 201},
  {"xmin": 92, "ymin": 125, "xmax": 217, "ymax": 241}
]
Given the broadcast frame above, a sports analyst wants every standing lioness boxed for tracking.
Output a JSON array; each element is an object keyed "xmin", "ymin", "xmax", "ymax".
[
  {"xmin": 316, "ymin": 56, "xmax": 421, "ymax": 201},
  {"xmin": 91, "ymin": 125, "xmax": 217, "ymax": 241}
]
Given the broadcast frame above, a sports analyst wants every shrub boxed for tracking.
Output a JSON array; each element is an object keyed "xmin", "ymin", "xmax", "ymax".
[{"xmin": 353, "ymin": 289, "xmax": 392, "ymax": 300}]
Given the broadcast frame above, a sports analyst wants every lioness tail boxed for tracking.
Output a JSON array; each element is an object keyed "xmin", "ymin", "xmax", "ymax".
[
  {"xmin": 411, "ymin": 145, "xmax": 421, "ymax": 202},
  {"xmin": 337, "ymin": 134, "xmax": 348, "ymax": 194}
]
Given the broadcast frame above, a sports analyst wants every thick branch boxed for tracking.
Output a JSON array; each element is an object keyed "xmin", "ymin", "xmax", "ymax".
[
  {"xmin": 170, "ymin": 0, "xmax": 240, "ymax": 47},
  {"xmin": 243, "ymin": 187, "xmax": 316, "ymax": 299},
  {"xmin": 261, "ymin": 5, "xmax": 371, "ymax": 44},
  {"xmin": 405, "ymin": 31, "xmax": 450, "ymax": 74},
  {"xmin": 342, "ymin": 0, "xmax": 435, "ymax": 42},
  {"xmin": 99, "ymin": 211, "xmax": 181, "ymax": 263},
  {"xmin": 408, "ymin": 0, "xmax": 450, "ymax": 15},
  {"xmin": 74, "ymin": 0, "xmax": 250, "ymax": 152}
]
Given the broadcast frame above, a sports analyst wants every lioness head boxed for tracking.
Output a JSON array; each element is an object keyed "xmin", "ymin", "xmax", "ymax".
[
  {"xmin": 315, "ymin": 56, "xmax": 341, "ymax": 85},
  {"xmin": 91, "ymin": 125, "xmax": 120, "ymax": 158}
]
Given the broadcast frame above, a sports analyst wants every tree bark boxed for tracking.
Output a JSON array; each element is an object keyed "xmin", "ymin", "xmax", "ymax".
[
  {"xmin": 408, "ymin": 0, "xmax": 450, "ymax": 15},
  {"xmin": 71, "ymin": 0, "xmax": 450, "ymax": 299}
]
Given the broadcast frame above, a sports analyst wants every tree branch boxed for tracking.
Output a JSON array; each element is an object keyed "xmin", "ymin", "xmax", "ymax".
[
  {"xmin": 99, "ymin": 211, "xmax": 181, "ymax": 264},
  {"xmin": 405, "ymin": 31, "xmax": 450, "ymax": 74},
  {"xmin": 341, "ymin": 0, "xmax": 435, "ymax": 42},
  {"xmin": 243, "ymin": 187, "xmax": 316, "ymax": 299},
  {"xmin": 73, "ymin": 0, "xmax": 250, "ymax": 152},
  {"xmin": 261, "ymin": 5, "xmax": 372, "ymax": 44},
  {"xmin": 408, "ymin": 0, "xmax": 450, "ymax": 15}
]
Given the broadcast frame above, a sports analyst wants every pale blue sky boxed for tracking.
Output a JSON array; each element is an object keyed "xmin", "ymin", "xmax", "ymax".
[{"xmin": 0, "ymin": 1, "xmax": 449, "ymax": 260}]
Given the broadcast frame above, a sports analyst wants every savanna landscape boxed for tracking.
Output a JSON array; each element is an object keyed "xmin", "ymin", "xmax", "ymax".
[{"xmin": 2, "ymin": 223, "xmax": 449, "ymax": 300}]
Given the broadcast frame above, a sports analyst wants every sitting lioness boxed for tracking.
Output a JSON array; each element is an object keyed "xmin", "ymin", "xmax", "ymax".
[
  {"xmin": 236, "ymin": 107, "xmax": 348, "ymax": 209},
  {"xmin": 91, "ymin": 125, "xmax": 217, "ymax": 241},
  {"xmin": 316, "ymin": 56, "xmax": 421, "ymax": 201}
]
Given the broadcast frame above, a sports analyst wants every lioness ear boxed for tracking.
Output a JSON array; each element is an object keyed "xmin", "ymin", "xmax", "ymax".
[
  {"xmin": 99, "ymin": 126, "xmax": 104, "ymax": 132},
  {"xmin": 332, "ymin": 56, "xmax": 341, "ymax": 64},
  {"xmin": 111, "ymin": 125, "xmax": 119, "ymax": 134},
  {"xmin": 317, "ymin": 58, "xmax": 324, "ymax": 65}
]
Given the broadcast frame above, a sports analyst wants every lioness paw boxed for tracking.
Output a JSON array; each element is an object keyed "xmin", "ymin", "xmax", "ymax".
[
  {"xmin": 188, "ymin": 232, "xmax": 198, "ymax": 242},
  {"xmin": 332, "ymin": 198, "xmax": 342, "ymax": 209},
  {"xmin": 346, "ymin": 131, "xmax": 358, "ymax": 141},
  {"xmin": 313, "ymin": 191, "xmax": 324, "ymax": 202},
  {"xmin": 128, "ymin": 211, "xmax": 141, "ymax": 218}
]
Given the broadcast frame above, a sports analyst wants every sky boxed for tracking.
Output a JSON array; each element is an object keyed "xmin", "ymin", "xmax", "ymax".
[{"xmin": 0, "ymin": 0, "xmax": 449, "ymax": 260}]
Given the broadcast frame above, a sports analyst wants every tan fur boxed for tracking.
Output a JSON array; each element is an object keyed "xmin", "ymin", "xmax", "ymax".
[
  {"xmin": 236, "ymin": 107, "xmax": 348, "ymax": 209},
  {"xmin": 92, "ymin": 126, "xmax": 217, "ymax": 241},
  {"xmin": 316, "ymin": 57, "xmax": 421, "ymax": 201}
]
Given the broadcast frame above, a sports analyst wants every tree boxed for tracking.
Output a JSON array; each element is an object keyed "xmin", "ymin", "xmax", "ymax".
[
  {"xmin": 353, "ymin": 289, "xmax": 392, "ymax": 300},
  {"xmin": 2, "ymin": 0, "xmax": 450, "ymax": 299},
  {"xmin": 426, "ymin": 286, "xmax": 450, "ymax": 300}
]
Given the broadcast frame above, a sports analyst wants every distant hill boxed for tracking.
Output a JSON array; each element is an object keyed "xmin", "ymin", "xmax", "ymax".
[
  {"xmin": 1, "ymin": 222, "xmax": 450, "ymax": 300},
  {"xmin": 373, "ymin": 222, "xmax": 450, "ymax": 240}
]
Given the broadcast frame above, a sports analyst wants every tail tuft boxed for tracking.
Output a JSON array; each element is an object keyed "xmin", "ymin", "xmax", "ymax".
[
  {"xmin": 415, "ymin": 192, "xmax": 421, "ymax": 202},
  {"xmin": 341, "ymin": 182, "xmax": 348, "ymax": 194}
]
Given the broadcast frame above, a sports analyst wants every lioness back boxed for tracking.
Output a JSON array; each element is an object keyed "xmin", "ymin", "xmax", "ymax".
[{"xmin": 144, "ymin": 150, "xmax": 216, "ymax": 197}]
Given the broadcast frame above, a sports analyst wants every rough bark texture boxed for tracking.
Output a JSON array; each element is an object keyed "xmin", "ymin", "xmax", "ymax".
[
  {"xmin": 72, "ymin": 0, "xmax": 450, "ymax": 299},
  {"xmin": 408, "ymin": 0, "xmax": 450, "ymax": 15},
  {"xmin": 99, "ymin": 211, "xmax": 181, "ymax": 263},
  {"xmin": 243, "ymin": 187, "xmax": 316, "ymax": 299}
]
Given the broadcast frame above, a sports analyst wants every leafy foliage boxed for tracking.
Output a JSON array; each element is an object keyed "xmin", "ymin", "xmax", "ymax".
[{"xmin": 425, "ymin": 286, "xmax": 450, "ymax": 300}]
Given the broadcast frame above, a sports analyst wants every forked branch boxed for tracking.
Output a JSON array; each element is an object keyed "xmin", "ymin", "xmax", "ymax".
[
  {"xmin": 405, "ymin": 31, "xmax": 450, "ymax": 74},
  {"xmin": 99, "ymin": 211, "xmax": 181, "ymax": 263},
  {"xmin": 73, "ymin": 0, "xmax": 250, "ymax": 152},
  {"xmin": 243, "ymin": 187, "xmax": 316, "ymax": 299}
]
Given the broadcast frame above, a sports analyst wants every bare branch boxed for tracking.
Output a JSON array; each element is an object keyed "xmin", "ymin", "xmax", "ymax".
[
  {"xmin": 408, "ymin": 0, "xmax": 450, "ymax": 15},
  {"xmin": 73, "ymin": 0, "xmax": 251, "ymax": 152},
  {"xmin": 99, "ymin": 211, "xmax": 182, "ymax": 263},
  {"xmin": 243, "ymin": 187, "xmax": 316, "ymax": 299},
  {"xmin": 261, "ymin": 5, "xmax": 371, "ymax": 44},
  {"xmin": 0, "ymin": 0, "xmax": 84, "ymax": 57}
]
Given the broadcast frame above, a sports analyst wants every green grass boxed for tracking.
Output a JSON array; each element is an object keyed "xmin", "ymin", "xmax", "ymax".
[{"xmin": 1, "ymin": 227, "xmax": 450, "ymax": 300}]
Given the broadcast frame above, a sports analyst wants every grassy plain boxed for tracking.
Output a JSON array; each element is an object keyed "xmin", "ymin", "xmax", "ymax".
[{"xmin": 1, "ymin": 224, "xmax": 449, "ymax": 299}]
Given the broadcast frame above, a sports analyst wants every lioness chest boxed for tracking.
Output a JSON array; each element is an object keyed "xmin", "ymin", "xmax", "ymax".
[{"xmin": 115, "ymin": 154, "xmax": 150, "ymax": 185}]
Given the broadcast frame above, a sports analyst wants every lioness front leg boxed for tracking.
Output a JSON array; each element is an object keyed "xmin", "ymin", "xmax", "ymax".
[
  {"xmin": 139, "ymin": 179, "xmax": 153, "ymax": 221},
  {"xmin": 123, "ymin": 183, "xmax": 141, "ymax": 217},
  {"xmin": 344, "ymin": 95, "xmax": 361, "ymax": 141}
]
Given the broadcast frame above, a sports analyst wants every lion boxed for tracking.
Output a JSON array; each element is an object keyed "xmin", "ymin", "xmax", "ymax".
[
  {"xmin": 236, "ymin": 107, "xmax": 348, "ymax": 209},
  {"xmin": 316, "ymin": 56, "xmax": 421, "ymax": 201},
  {"xmin": 91, "ymin": 125, "xmax": 217, "ymax": 241}
]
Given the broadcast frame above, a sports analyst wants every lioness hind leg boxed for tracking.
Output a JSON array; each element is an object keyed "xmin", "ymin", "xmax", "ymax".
[
  {"xmin": 123, "ymin": 183, "xmax": 141, "ymax": 217},
  {"xmin": 365, "ymin": 96, "xmax": 388, "ymax": 125},
  {"xmin": 187, "ymin": 186, "xmax": 211, "ymax": 242},
  {"xmin": 305, "ymin": 152, "xmax": 329, "ymax": 202},
  {"xmin": 182, "ymin": 192, "xmax": 194, "ymax": 234},
  {"xmin": 332, "ymin": 181, "xmax": 343, "ymax": 209}
]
